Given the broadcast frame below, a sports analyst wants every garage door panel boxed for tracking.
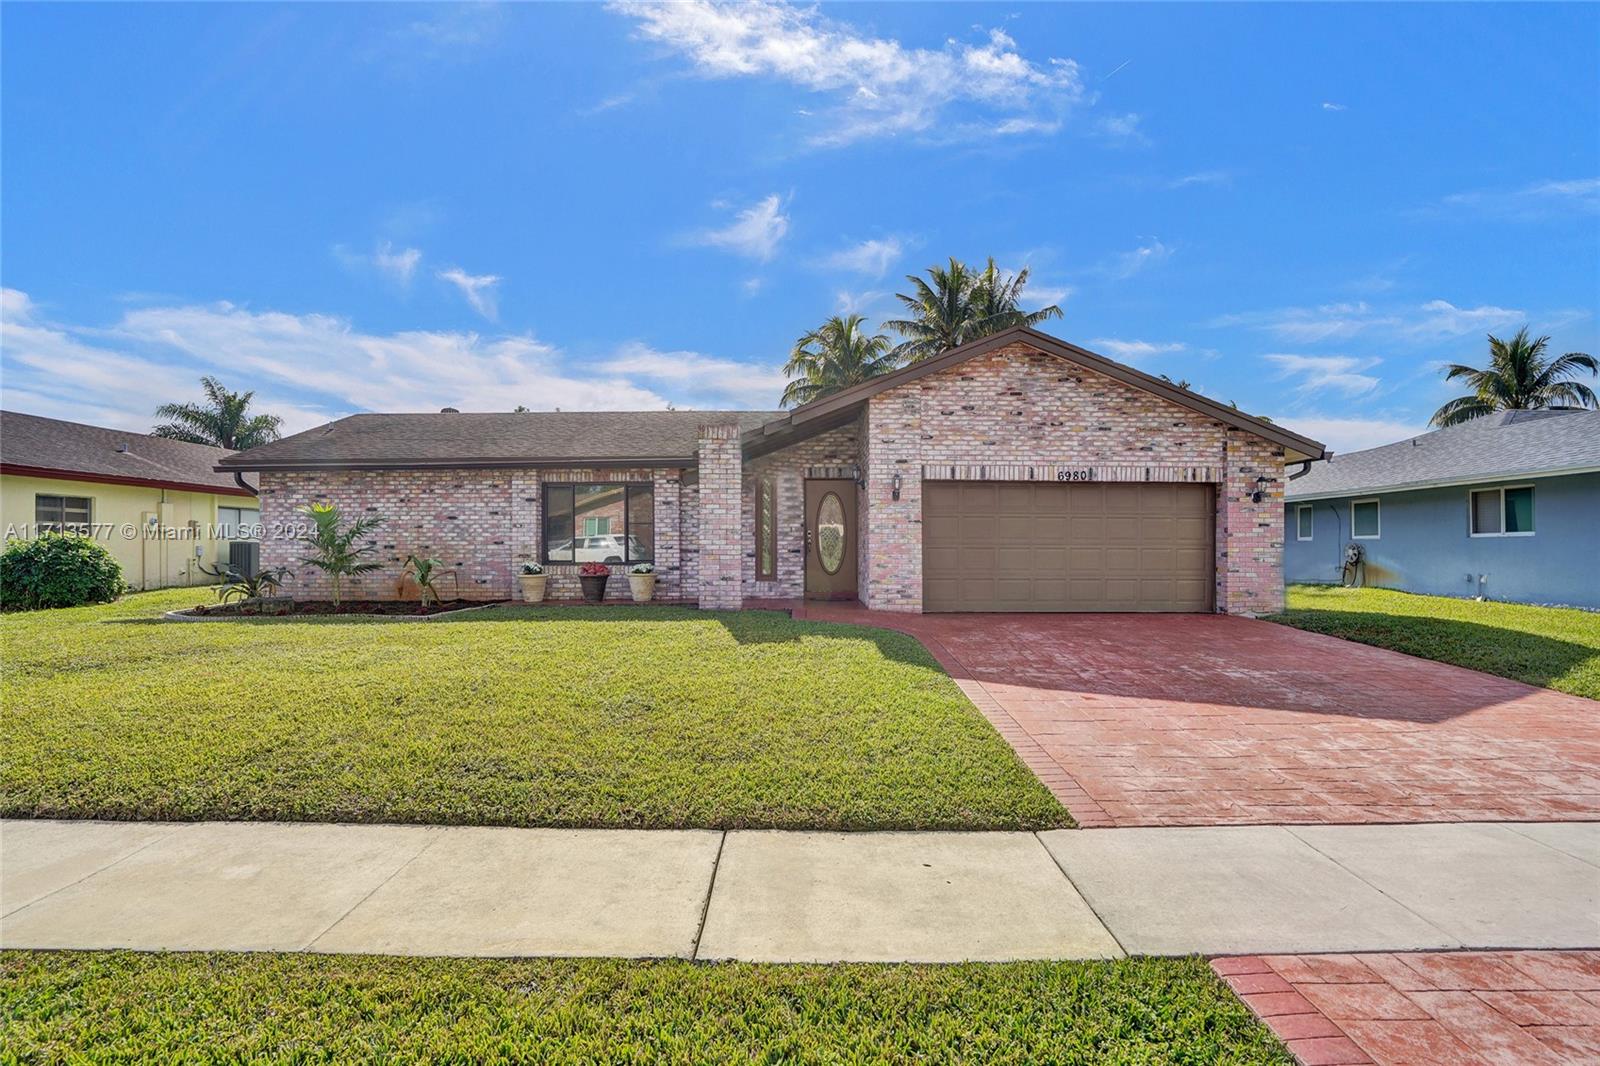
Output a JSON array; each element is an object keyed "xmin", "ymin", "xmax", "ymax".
[{"xmin": 922, "ymin": 480, "xmax": 1215, "ymax": 612}]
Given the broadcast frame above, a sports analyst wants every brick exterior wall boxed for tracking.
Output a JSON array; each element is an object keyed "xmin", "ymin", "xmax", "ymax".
[
  {"xmin": 258, "ymin": 466, "xmax": 689, "ymax": 603},
  {"xmin": 740, "ymin": 423, "xmax": 861, "ymax": 599},
  {"xmin": 854, "ymin": 342, "xmax": 1287, "ymax": 615},
  {"xmin": 695, "ymin": 423, "xmax": 743, "ymax": 609}
]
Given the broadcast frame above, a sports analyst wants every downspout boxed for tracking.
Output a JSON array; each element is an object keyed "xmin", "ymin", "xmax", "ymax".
[{"xmin": 233, "ymin": 472, "xmax": 258, "ymax": 495}]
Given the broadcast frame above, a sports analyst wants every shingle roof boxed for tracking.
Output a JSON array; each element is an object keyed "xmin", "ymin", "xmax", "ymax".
[
  {"xmin": 1285, "ymin": 409, "xmax": 1600, "ymax": 500},
  {"xmin": 0, "ymin": 410, "xmax": 252, "ymax": 494},
  {"xmin": 216, "ymin": 410, "xmax": 785, "ymax": 471}
]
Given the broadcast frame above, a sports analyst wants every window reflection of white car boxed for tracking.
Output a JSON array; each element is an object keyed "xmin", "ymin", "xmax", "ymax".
[{"xmin": 549, "ymin": 535, "xmax": 649, "ymax": 563}]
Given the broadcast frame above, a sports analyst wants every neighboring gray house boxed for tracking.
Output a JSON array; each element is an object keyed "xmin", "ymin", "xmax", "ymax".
[{"xmin": 1284, "ymin": 409, "xmax": 1600, "ymax": 608}]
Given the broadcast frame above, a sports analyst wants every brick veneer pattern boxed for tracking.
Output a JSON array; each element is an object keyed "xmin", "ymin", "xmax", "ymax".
[
  {"xmin": 858, "ymin": 343, "xmax": 1286, "ymax": 614},
  {"xmin": 696, "ymin": 424, "xmax": 743, "ymax": 609}
]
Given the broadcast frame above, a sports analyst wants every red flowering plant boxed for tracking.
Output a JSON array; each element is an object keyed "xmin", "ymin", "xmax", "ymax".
[{"xmin": 578, "ymin": 562, "xmax": 611, "ymax": 577}]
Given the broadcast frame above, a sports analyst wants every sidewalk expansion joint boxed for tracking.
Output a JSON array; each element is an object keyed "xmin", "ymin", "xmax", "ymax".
[{"xmin": 690, "ymin": 830, "xmax": 728, "ymax": 962}]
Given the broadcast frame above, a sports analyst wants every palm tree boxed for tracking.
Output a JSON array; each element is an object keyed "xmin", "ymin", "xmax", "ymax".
[
  {"xmin": 154, "ymin": 376, "xmax": 283, "ymax": 450},
  {"xmin": 971, "ymin": 257, "xmax": 1064, "ymax": 333},
  {"xmin": 781, "ymin": 314, "xmax": 901, "ymax": 408},
  {"xmin": 1430, "ymin": 327, "xmax": 1597, "ymax": 427},
  {"xmin": 884, "ymin": 256, "xmax": 1063, "ymax": 362},
  {"xmin": 297, "ymin": 502, "xmax": 383, "ymax": 608}
]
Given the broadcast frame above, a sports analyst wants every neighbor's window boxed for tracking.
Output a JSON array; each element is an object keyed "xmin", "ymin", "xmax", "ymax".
[
  {"xmin": 756, "ymin": 476, "xmax": 777, "ymax": 581},
  {"xmin": 543, "ymin": 482, "xmax": 654, "ymax": 564},
  {"xmin": 1470, "ymin": 486, "xmax": 1534, "ymax": 537},
  {"xmin": 1296, "ymin": 503, "xmax": 1314, "ymax": 542},
  {"xmin": 1351, "ymin": 498, "xmax": 1380, "ymax": 539},
  {"xmin": 35, "ymin": 494, "xmax": 92, "ymax": 533},
  {"xmin": 217, "ymin": 506, "xmax": 261, "ymax": 540}
]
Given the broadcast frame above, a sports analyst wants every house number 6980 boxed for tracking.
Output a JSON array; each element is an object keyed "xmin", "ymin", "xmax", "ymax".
[{"xmin": 1056, "ymin": 469, "xmax": 1093, "ymax": 482}]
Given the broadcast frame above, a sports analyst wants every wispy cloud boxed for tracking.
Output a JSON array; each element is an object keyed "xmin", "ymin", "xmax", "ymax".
[
  {"xmin": 1103, "ymin": 238, "xmax": 1171, "ymax": 280},
  {"xmin": 600, "ymin": 341, "xmax": 786, "ymax": 408},
  {"xmin": 1321, "ymin": 102, "xmax": 1347, "ymax": 112},
  {"xmin": 692, "ymin": 194, "xmax": 790, "ymax": 261},
  {"xmin": 818, "ymin": 236, "xmax": 904, "ymax": 278},
  {"xmin": 1095, "ymin": 112, "xmax": 1148, "ymax": 146},
  {"xmin": 1264, "ymin": 353, "xmax": 1382, "ymax": 397},
  {"xmin": 437, "ymin": 267, "xmax": 501, "ymax": 319},
  {"xmin": 1267, "ymin": 414, "xmax": 1425, "ymax": 454},
  {"xmin": 611, "ymin": 1, "xmax": 1085, "ymax": 146},
  {"xmin": 1089, "ymin": 338, "xmax": 1186, "ymax": 364},
  {"xmin": 334, "ymin": 241, "xmax": 423, "ymax": 286},
  {"xmin": 1436, "ymin": 177, "xmax": 1599, "ymax": 219},
  {"xmin": 1212, "ymin": 299, "xmax": 1528, "ymax": 343},
  {"xmin": 0, "ymin": 287, "xmax": 789, "ymax": 427},
  {"xmin": 1167, "ymin": 170, "xmax": 1232, "ymax": 189}
]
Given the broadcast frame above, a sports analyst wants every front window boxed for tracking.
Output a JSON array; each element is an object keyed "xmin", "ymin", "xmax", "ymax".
[
  {"xmin": 35, "ymin": 494, "xmax": 92, "ymax": 533},
  {"xmin": 1351, "ymin": 498, "xmax": 1380, "ymax": 539},
  {"xmin": 1470, "ymin": 486, "xmax": 1534, "ymax": 537},
  {"xmin": 217, "ymin": 506, "xmax": 261, "ymax": 540},
  {"xmin": 1296, "ymin": 504, "xmax": 1313, "ymax": 542},
  {"xmin": 543, "ymin": 482, "xmax": 653, "ymax": 564}
]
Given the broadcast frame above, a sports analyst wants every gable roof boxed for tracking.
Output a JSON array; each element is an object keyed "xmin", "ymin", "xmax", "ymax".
[
  {"xmin": 216, "ymin": 410, "xmax": 783, "ymax": 471},
  {"xmin": 0, "ymin": 410, "xmax": 254, "ymax": 496},
  {"xmin": 1286, "ymin": 408, "xmax": 1600, "ymax": 500},
  {"xmin": 748, "ymin": 326, "xmax": 1327, "ymax": 462}
]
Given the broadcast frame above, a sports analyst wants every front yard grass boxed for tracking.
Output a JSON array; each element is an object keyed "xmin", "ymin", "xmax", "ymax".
[
  {"xmin": 0, "ymin": 951, "xmax": 1292, "ymax": 1064},
  {"xmin": 0, "ymin": 590, "xmax": 1069, "ymax": 830},
  {"xmin": 1273, "ymin": 584, "xmax": 1600, "ymax": 699}
]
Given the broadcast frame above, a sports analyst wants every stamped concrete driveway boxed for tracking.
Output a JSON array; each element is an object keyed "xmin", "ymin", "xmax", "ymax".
[{"xmin": 795, "ymin": 606, "xmax": 1600, "ymax": 827}]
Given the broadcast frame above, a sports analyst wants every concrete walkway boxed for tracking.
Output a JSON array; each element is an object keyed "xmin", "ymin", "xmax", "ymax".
[{"xmin": 3, "ymin": 819, "xmax": 1596, "ymax": 962}]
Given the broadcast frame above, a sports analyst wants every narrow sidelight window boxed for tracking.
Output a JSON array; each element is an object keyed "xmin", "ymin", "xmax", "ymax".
[{"xmin": 756, "ymin": 476, "xmax": 777, "ymax": 580}]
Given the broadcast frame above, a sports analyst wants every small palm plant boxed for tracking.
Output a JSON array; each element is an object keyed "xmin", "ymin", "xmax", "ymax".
[
  {"xmin": 199, "ymin": 562, "xmax": 291, "ymax": 604},
  {"xmin": 403, "ymin": 554, "xmax": 456, "ymax": 609},
  {"xmin": 296, "ymin": 502, "xmax": 383, "ymax": 607}
]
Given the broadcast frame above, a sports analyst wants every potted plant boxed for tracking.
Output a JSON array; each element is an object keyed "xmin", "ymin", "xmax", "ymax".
[
  {"xmin": 578, "ymin": 561, "xmax": 610, "ymax": 603},
  {"xmin": 628, "ymin": 563, "xmax": 656, "ymax": 603},
  {"xmin": 518, "ymin": 562, "xmax": 546, "ymax": 603}
]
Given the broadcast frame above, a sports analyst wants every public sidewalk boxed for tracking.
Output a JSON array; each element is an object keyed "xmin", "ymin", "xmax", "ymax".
[{"xmin": 2, "ymin": 819, "xmax": 1595, "ymax": 961}]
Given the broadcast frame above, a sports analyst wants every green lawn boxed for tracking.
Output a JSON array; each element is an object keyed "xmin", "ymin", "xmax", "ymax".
[
  {"xmin": 1272, "ymin": 584, "xmax": 1600, "ymax": 700},
  {"xmin": 0, "ymin": 589, "xmax": 1068, "ymax": 830},
  {"xmin": 0, "ymin": 952, "xmax": 1291, "ymax": 1064}
]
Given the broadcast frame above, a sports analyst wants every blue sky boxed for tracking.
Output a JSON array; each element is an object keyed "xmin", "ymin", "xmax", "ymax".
[{"xmin": 2, "ymin": 1, "xmax": 1596, "ymax": 454}]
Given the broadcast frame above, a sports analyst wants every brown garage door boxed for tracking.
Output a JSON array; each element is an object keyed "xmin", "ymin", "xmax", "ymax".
[{"xmin": 922, "ymin": 480, "xmax": 1215, "ymax": 612}]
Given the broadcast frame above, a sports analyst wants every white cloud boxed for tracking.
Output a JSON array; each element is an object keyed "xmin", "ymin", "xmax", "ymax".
[
  {"xmin": 1321, "ymin": 102, "xmax": 1347, "ymax": 112},
  {"xmin": 693, "ymin": 194, "xmax": 789, "ymax": 261},
  {"xmin": 741, "ymin": 277, "xmax": 763, "ymax": 297},
  {"xmin": 437, "ymin": 267, "xmax": 501, "ymax": 319},
  {"xmin": 5, "ymin": 288, "xmax": 797, "ymax": 438},
  {"xmin": 1089, "ymin": 338, "xmax": 1185, "ymax": 363},
  {"xmin": 600, "ymin": 341, "xmax": 787, "ymax": 408},
  {"xmin": 818, "ymin": 236, "xmax": 904, "ymax": 277},
  {"xmin": 373, "ymin": 242, "xmax": 422, "ymax": 284},
  {"xmin": 1167, "ymin": 170, "xmax": 1232, "ymax": 189},
  {"xmin": 1270, "ymin": 415, "xmax": 1425, "ymax": 455},
  {"xmin": 1104, "ymin": 238, "xmax": 1171, "ymax": 280},
  {"xmin": 1024, "ymin": 284, "xmax": 1073, "ymax": 309},
  {"xmin": 612, "ymin": 1, "xmax": 1085, "ymax": 146},
  {"xmin": 1438, "ymin": 177, "xmax": 1599, "ymax": 219},
  {"xmin": 1212, "ymin": 299, "xmax": 1527, "ymax": 344},
  {"xmin": 1264, "ymin": 353, "xmax": 1382, "ymax": 397},
  {"xmin": 1095, "ymin": 112, "xmax": 1147, "ymax": 146}
]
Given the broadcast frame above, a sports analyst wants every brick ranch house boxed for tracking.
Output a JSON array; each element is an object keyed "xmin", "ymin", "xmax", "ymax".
[{"xmin": 219, "ymin": 328, "xmax": 1326, "ymax": 615}]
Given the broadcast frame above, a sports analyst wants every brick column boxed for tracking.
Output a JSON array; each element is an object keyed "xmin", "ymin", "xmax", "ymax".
[
  {"xmin": 1218, "ymin": 429, "xmax": 1286, "ymax": 615},
  {"xmin": 696, "ymin": 423, "xmax": 743, "ymax": 610}
]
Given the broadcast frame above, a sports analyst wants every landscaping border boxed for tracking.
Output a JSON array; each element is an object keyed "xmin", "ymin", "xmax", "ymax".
[{"xmin": 160, "ymin": 602, "xmax": 504, "ymax": 623}]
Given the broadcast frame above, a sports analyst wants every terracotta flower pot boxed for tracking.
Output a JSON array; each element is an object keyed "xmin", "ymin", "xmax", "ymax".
[
  {"xmin": 579, "ymin": 574, "xmax": 609, "ymax": 603},
  {"xmin": 518, "ymin": 574, "xmax": 547, "ymax": 603},
  {"xmin": 629, "ymin": 573, "xmax": 656, "ymax": 603}
]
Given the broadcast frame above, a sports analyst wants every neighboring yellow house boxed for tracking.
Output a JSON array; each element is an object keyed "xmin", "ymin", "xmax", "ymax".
[{"xmin": 1, "ymin": 411, "xmax": 260, "ymax": 590}]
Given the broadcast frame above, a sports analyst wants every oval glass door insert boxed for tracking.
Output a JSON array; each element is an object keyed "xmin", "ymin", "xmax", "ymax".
[{"xmin": 817, "ymin": 492, "xmax": 846, "ymax": 574}]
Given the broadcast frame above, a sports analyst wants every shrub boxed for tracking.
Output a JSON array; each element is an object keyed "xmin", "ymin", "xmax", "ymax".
[{"xmin": 0, "ymin": 533, "xmax": 124, "ymax": 611}]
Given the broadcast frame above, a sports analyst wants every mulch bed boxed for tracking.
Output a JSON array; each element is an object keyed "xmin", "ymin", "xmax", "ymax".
[{"xmin": 186, "ymin": 600, "xmax": 501, "ymax": 617}]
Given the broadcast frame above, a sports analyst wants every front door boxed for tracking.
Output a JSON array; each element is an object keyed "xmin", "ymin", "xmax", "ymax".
[{"xmin": 804, "ymin": 479, "xmax": 858, "ymax": 600}]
